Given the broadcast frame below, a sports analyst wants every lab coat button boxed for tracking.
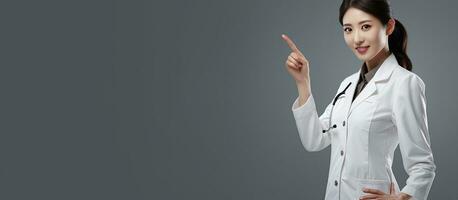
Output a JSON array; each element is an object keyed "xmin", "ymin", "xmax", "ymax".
[
  {"xmin": 340, "ymin": 150, "xmax": 344, "ymax": 156},
  {"xmin": 334, "ymin": 180, "xmax": 338, "ymax": 186},
  {"xmin": 342, "ymin": 121, "xmax": 346, "ymax": 126}
]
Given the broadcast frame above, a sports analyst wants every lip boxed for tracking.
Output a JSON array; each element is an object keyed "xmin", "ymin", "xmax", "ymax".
[{"xmin": 356, "ymin": 46, "xmax": 370, "ymax": 54}]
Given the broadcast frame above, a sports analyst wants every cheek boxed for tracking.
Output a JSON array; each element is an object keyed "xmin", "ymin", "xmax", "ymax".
[
  {"xmin": 369, "ymin": 30, "xmax": 387, "ymax": 48},
  {"xmin": 378, "ymin": 30, "xmax": 388, "ymax": 45},
  {"xmin": 344, "ymin": 35, "xmax": 353, "ymax": 48}
]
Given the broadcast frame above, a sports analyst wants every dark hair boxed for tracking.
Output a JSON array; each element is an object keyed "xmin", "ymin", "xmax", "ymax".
[{"xmin": 338, "ymin": 0, "xmax": 412, "ymax": 71}]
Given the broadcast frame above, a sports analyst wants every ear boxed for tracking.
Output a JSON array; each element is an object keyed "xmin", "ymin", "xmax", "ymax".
[{"xmin": 386, "ymin": 18, "xmax": 396, "ymax": 36}]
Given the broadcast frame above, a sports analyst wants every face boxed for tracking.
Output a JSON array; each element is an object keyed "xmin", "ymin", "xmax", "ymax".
[{"xmin": 342, "ymin": 7, "xmax": 394, "ymax": 62}]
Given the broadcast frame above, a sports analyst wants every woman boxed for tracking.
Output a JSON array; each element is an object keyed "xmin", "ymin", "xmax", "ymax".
[{"xmin": 282, "ymin": 0, "xmax": 436, "ymax": 200}]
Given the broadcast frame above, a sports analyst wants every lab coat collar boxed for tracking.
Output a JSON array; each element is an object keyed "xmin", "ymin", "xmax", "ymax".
[
  {"xmin": 346, "ymin": 53, "xmax": 398, "ymax": 116},
  {"xmin": 366, "ymin": 53, "xmax": 398, "ymax": 83}
]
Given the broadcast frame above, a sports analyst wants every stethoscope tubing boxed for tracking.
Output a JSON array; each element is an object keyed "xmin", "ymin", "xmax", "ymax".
[{"xmin": 323, "ymin": 82, "xmax": 352, "ymax": 134}]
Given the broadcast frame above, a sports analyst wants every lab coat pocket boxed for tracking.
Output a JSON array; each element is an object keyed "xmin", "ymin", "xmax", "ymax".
[{"xmin": 355, "ymin": 178, "xmax": 390, "ymax": 199}]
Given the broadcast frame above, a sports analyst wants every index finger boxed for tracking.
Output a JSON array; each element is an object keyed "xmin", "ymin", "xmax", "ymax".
[
  {"xmin": 281, "ymin": 34, "xmax": 300, "ymax": 53},
  {"xmin": 362, "ymin": 188, "xmax": 385, "ymax": 195}
]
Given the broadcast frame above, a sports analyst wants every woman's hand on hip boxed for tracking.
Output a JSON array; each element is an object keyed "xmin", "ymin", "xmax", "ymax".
[{"xmin": 359, "ymin": 183, "xmax": 412, "ymax": 200}]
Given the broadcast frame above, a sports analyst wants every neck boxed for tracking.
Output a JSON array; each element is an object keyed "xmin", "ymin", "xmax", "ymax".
[{"xmin": 365, "ymin": 48, "xmax": 391, "ymax": 71}]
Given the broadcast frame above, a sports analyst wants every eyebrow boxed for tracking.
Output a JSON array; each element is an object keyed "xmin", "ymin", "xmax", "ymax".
[{"xmin": 343, "ymin": 20, "xmax": 372, "ymax": 27}]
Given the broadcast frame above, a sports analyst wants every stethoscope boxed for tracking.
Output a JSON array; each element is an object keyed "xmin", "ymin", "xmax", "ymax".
[{"xmin": 322, "ymin": 82, "xmax": 352, "ymax": 133}]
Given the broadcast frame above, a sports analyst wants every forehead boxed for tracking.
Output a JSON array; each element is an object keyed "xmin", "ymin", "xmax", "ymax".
[{"xmin": 342, "ymin": 7, "xmax": 377, "ymax": 25}]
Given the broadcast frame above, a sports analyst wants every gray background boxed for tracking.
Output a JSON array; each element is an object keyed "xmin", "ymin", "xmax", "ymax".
[{"xmin": 0, "ymin": 0, "xmax": 455, "ymax": 199}]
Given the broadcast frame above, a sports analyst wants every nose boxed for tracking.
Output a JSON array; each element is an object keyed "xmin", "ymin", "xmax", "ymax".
[{"xmin": 353, "ymin": 30, "xmax": 364, "ymax": 45}]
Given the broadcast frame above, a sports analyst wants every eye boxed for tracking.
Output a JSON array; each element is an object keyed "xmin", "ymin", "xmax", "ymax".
[
  {"xmin": 362, "ymin": 24, "xmax": 371, "ymax": 30},
  {"xmin": 343, "ymin": 27, "xmax": 351, "ymax": 33}
]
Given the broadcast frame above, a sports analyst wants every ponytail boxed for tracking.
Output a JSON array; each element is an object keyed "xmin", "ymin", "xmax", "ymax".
[{"xmin": 388, "ymin": 18, "xmax": 412, "ymax": 71}]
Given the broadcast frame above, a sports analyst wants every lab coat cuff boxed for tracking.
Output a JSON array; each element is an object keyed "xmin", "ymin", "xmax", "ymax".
[
  {"xmin": 291, "ymin": 94, "xmax": 315, "ymax": 119},
  {"xmin": 400, "ymin": 185, "xmax": 423, "ymax": 200}
]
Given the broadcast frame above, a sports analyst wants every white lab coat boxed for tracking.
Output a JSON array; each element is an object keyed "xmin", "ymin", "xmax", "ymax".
[{"xmin": 291, "ymin": 53, "xmax": 436, "ymax": 200}]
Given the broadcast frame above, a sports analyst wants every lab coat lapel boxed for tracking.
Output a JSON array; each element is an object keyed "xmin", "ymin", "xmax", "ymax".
[
  {"xmin": 348, "ymin": 53, "xmax": 398, "ymax": 116},
  {"xmin": 341, "ymin": 73, "xmax": 358, "ymax": 118},
  {"xmin": 349, "ymin": 79, "xmax": 377, "ymax": 116}
]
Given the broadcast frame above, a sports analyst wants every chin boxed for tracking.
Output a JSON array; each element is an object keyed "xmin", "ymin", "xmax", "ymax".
[
  {"xmin": 353, "ymin": 51, "xmax": 374, "ymax": 62},
  {"xmin": 354, "ymin": 53, "xmax": 368, "ymax": 61}
]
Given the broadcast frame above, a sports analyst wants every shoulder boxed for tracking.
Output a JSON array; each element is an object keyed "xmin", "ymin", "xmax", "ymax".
[{"xmin": 391, "ymin": 65, "xmax": 426, "ymax": 93}]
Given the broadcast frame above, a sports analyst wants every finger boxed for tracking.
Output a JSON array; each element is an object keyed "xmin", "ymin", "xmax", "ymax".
[
  {"xmin": 299, "ymin": 55, "xmax": 309, "ymax": 65},
  {"xmin": 286, "ymin": 60, "xmax": 299, "ymax": 69},
  {"xmin": 362, "ymin": 188, "xmax": 385, "ymax": 195},
  {"xmin": 281, "ymin": 34, "xmax": 301, "ymax": 53},
  {"xmin": 292, "ymin": 53, "xmax": 309, "ymax": 66},
  {"xmin": 390, "ymin": 183, "xmax": 395, "ymax": 194},
  {"xmin": 287, "ymin": 60, "xmax": 301, "ymax": 70},
  {"xmin": 289, "ymin": 54, "xmax": 303, "ymax": 65},
  {"xmin": 359, "ymin": 194, "xmax": 380, "ymax": 199},
  {"xmin": 288, "ymin": 56, "xmax": 301, "ymax": 66}
]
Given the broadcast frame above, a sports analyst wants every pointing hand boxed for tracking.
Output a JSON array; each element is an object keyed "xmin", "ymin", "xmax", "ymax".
[{"xmin": 281, "ymin": 34, "xmax": 310, "ymax": 84}]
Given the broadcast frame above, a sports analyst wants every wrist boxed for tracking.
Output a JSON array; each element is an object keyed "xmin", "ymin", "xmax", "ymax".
[
  {"xmin": 296, "ymin": 82, "xmax": 311, "ymax": 104},
  {"xmin": 296, "ymin": 81, "xmax": 310, "ymax": 93},
  {"xmin": 295, "ymin": 79, "xmax": 310, "ymax": 86}
]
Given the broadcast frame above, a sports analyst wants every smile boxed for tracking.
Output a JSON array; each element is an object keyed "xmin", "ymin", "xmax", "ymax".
[{"xmin": 356, "ymin": 46, "xmax": 370, "ymax": 54}]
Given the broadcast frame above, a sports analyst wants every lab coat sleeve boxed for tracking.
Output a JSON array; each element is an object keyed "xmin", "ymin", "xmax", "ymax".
[
  {"xmin": 393, "ymin": 75, "xmax": 436, "ymax": 200},
  {"xmin": 291, "ymin": 93, "xmax": 334, "ymax": 152}
]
